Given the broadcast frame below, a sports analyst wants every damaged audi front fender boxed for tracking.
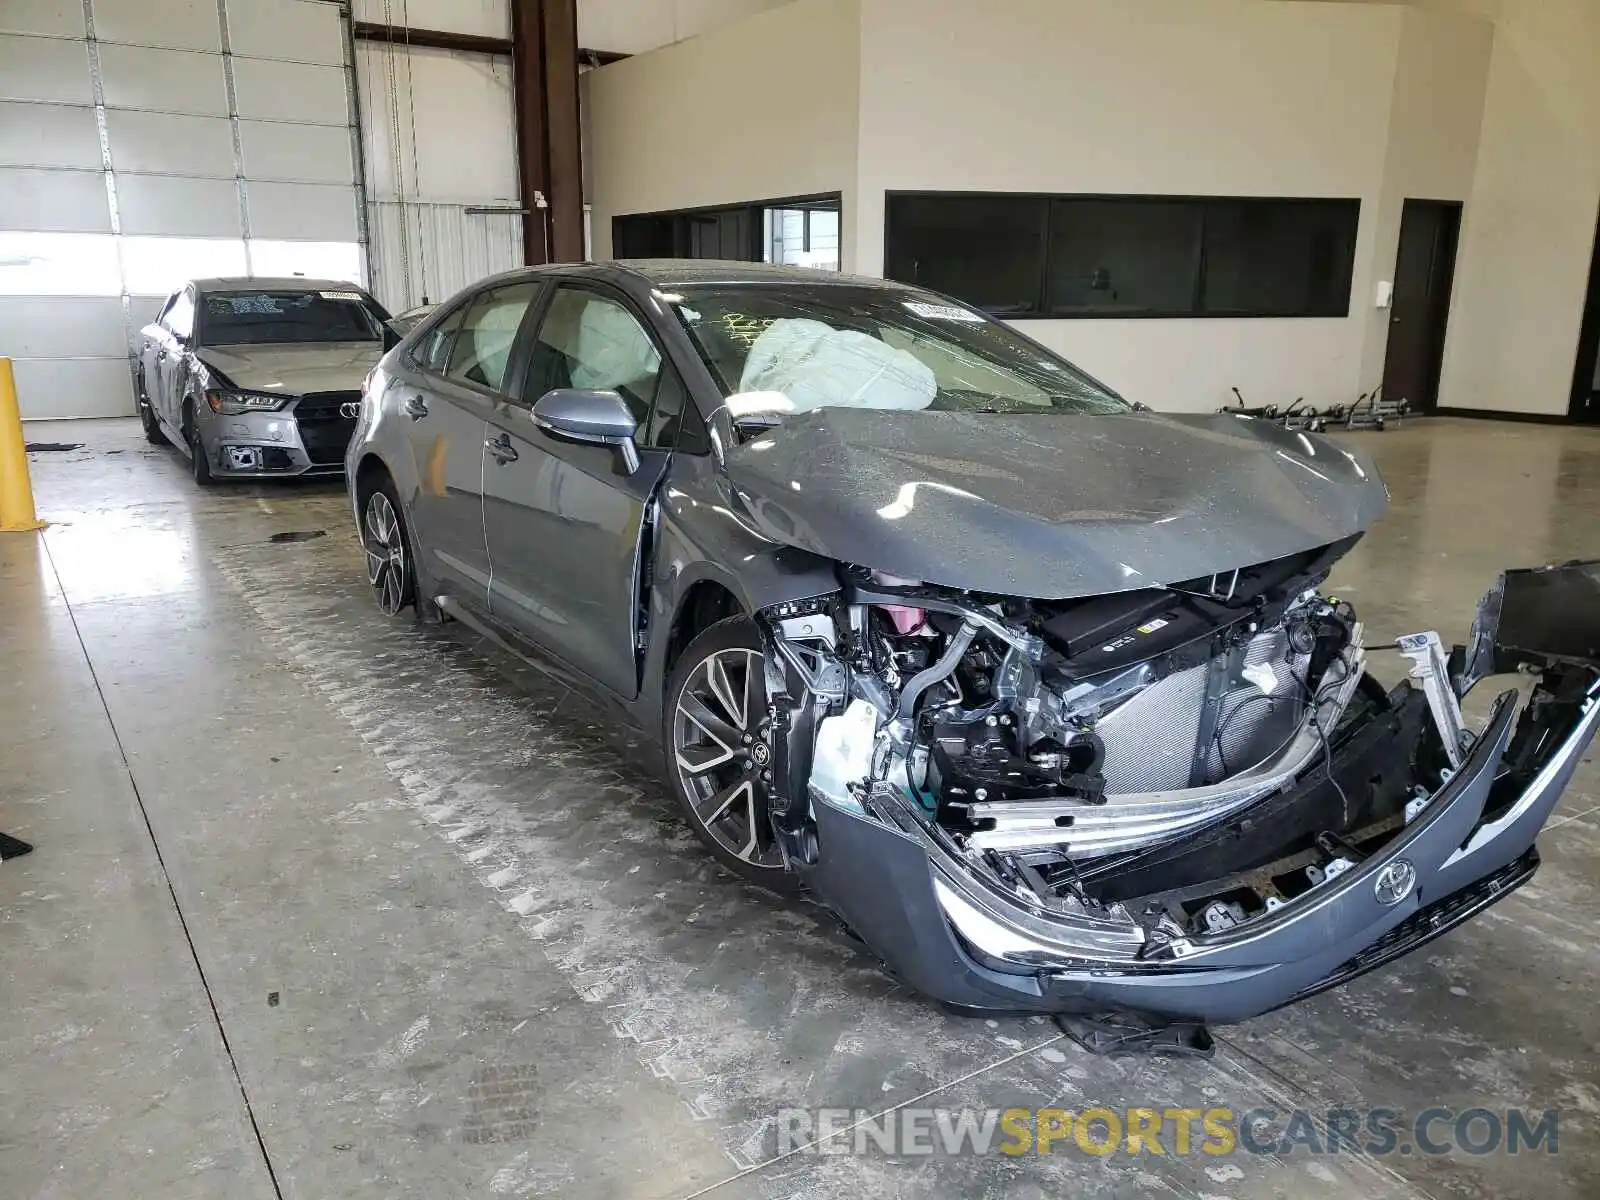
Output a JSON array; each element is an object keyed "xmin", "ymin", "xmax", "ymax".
[{"xmin": 754, "ymin": 559, "xmax": 1600, "ymax": 1024}]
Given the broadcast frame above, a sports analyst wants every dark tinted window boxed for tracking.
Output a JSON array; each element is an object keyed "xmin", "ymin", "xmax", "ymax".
[
  {"xmin": 199, "ymin": 289, "xmax": 384, "ymax": 344},
  {"xmin": 1046, "ymin": 200, "xmax": 1202, "ymax": 315},
  {"xmin": 884, "ymin": 193, "xmax": 1359, "ymax": 319},
  {"xmin": 444, "ymin": 283, "xmax": 539, "ymax": 393},
  {"xmin": 884, "ymin": 194, "xmax": 1046, "ymax": 315},
  {"xmin": 643, "ymin": 365, "xmax": 706, "ymax": 453},
  {"xmin": 1199, "ymin": 200, "xmax": 1357, "ymax": 316}
]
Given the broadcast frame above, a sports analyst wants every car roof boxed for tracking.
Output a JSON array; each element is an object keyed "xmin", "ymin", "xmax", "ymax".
[{"xmin": 191, "ymin": 277, "xmax": 369, "ymax": 294}]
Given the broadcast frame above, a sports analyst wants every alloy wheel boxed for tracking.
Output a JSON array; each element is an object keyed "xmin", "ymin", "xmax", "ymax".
[
  {"xmin": 673, "ymin": 647, "xmax": 782, "ymax": 869},
  {"xmin": 363, "ymin": 490, "xmax": 408, "ymax": 615}
]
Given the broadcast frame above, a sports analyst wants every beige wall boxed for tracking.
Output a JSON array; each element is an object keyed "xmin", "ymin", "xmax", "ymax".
[
  {"xmin": 1435, "ymin": 0, "xmax": 1600, "ymax": 415},
  {"xmin": 582, "ymin": 0, "xmax": 859, "ymax": 261},
  {"xmin": 853, "ymin": 0, "xmax": 1494, "ymax": 413},
  {"xmin": 1356, "ymin": 6, "xmax": 1494, "ymax": 390}
]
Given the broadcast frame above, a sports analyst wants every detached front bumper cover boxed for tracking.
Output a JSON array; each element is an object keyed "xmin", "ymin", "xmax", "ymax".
[{"xmin": 791, "ymin": 562, "xmax": 1600, "ymax": 1024}]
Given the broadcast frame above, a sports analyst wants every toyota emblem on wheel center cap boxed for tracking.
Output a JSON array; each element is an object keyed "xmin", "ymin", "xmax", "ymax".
[
  {"xmin": 1374, "ymin": 859, "xmax": 1416, "ymax": 907},
  {"xmin": 749, "ymin": 742, "xmax": 771, "ymax": 767}
]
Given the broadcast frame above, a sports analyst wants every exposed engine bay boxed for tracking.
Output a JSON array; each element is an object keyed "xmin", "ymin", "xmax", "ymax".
[{"xmin": 755, "ymin": 548, "xmax": 1600, "ymax": 1021}]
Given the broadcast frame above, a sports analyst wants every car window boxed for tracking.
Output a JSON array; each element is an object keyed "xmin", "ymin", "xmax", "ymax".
[
  {"xmin": 155, "ymin": 290, "xmax": 180, "ymax": 329},
  {"xmin": 166, "ymin": 289, "xmax": 195, "ymax": 340},
  {"xmin": 198, "ymin": 290, "xmax": 384, "ymax": 345},
  {"xmin": 671, "ymin": 284, "xmax": 1128, "ymax": 416},
  {"xmin": 415, "ymin": 303, "xmax": 467, "ymax": 374},
  {"xmin": 522, "ymin": 287, "xmax": 684, "ymax": 450},
  {"xmin": 444, "ymin": 282, "xmax": 540, "ymax": 393},
  {"xmin": 643, "ymin": 366, "xmax": 707, "ymax": 453}
]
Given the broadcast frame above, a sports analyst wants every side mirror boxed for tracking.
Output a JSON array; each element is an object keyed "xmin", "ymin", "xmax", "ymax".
[{"xmin": 532, "ymin": 388, "xmax": 641, "ymax": 472}]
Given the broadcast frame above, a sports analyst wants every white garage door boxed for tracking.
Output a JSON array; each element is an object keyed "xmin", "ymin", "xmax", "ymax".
[
  {"xmin": 357, "ymin": 39, "xmax": 522, "ymax": 314},
  {"xmin": 0, "ymin": 0, "xmax": 364, "ymax": 419}
]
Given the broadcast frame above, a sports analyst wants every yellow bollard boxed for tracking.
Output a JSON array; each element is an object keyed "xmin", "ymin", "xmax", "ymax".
[{"xmin": 0, "ymin": 357, "xmax": 45, "ymax": 532}]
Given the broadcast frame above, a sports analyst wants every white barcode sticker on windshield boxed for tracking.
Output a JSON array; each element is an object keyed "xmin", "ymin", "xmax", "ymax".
[
  {"xmin": 319, "ymin": 290, "xmax": 363, "ymax": 301},
  {"xmin": 903, "ymin": 300, "xmax": 984, "ymax": 323}
]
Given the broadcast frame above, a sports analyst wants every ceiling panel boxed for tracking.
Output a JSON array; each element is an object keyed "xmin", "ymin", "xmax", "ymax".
[
  {"xmin": 107, "ymin": 110, "xmax": 236, "ymax": 177},
  {"xmin": 0, "ymin": 102, "xmax": 102, "ymax": 170},
  {"xmin": 99, "ymin": 43, "xmax": 229, "ymax": 115},
  {"xmin": 0, "ymin": 34, "xmax": 92, "ymax": 104},
  {"xmin": 93, "ymin": 0, "xmax": 221, "ymax": 52},
  {"xmin": 239, "ymin": 120, "xmax": 353, "ymax": 184},
  {"xmin": 0, "ymin": 168, "xmax": 112, "ymax": 232},
  {"xmin": 116, "ymin": 173, "xmax": 243, "ymax": 236},
  {"xmin": 232, "ymin": 57, "xmax": 348, "ymax": 125},
  {"xmin": 244, "ymin": 181, "xmax": 358, "ymax": 240},
  {"xmin": 226, "ymin": 0, "xmax": 344, "ymax": 65}
]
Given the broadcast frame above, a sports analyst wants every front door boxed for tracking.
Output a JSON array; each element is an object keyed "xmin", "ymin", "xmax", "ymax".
[
  {"xmin": 400, "ymin": 281, "xmax": 542, "ymax": 610},
  {"xmin": 1382, "ymin": 200, "xmax": 1462, "ymax": 413},
  {"xmin": 482, "ymin": 284, "xmax": 683, "ymax": 699}
]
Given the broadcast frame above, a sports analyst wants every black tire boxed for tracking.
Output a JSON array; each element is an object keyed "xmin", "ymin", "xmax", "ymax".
[
  {"xmin": 137, "ymin": 372, "xmax": 166, "ymax": 445},
  {"xmin": 663, "ymin": 615, "xmax": 795, "ymax": 890},
  {"xmin": 359, "ymin": 474, "xmax": 417, "ymax": 617},
  {"xmin": 183, "ymin": 403, "xmax": 215, "ymax": 487}
]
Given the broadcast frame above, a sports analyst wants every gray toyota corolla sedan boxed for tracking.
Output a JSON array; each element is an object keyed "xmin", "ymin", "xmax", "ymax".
[
  {"xmin": 345, "ymin": 260, "xmax": 1600, "ymax": 1029},
  {"xmin": 138, "ymin": 277, "xmax": 393, "ymax": 485}
]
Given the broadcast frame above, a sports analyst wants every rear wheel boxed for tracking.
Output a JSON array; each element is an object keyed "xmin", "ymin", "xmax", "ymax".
[
  {"xmin": 664, "ymin": 616, "xmax": 793, "ymax": 889},
  {"xmin": 361, "ymin": 479, "xmax": 416, "ymax": 616}
]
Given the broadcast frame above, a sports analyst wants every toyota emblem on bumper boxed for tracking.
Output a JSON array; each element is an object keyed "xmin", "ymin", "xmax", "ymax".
[{"xmin": 1374, "ymin": 859, "xmax": 1417, "ymax": 907}]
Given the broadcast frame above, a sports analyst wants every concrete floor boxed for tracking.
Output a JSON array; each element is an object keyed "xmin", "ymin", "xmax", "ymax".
[{"xmin": 3, "ymin": 415, "xmax": 1599, "ymax": 1199}]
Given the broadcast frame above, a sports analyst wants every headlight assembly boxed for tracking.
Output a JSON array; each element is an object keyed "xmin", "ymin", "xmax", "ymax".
[{"xmin": 206, "ymin": 389, "xmax": 290, "ymax": 414}]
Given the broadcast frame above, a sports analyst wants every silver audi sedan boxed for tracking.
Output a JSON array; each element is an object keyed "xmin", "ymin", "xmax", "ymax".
[{"xmin": 136, "ymin": 277, "xmax": 394, "ymax": 485}]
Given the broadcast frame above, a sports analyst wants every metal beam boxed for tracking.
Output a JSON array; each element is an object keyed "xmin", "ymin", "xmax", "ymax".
[
  {"xmin": 509, "ymin": 0, "xmax": 550, "ymax": 264},
  {"xmin": 352, "ymin": 20, "xmax": 513, "ymax": 57},
  {"xmin": 542, "ymin": 0, "xmax": 584, "ymax": 262}
]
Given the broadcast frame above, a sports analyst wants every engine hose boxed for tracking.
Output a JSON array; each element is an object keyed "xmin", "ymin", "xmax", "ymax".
[{"xmin": 896, "ymin": 621, "xmax": 978, "ymax": 721}]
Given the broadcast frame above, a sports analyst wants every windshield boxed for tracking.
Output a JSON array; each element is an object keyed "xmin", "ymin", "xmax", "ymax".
[
  {"xmin": 670, "ymin": 283, "xmax": 1128, "ymax": 416},
  {"xmin": 200, "ymin": 289, "xmax": 386, "ymax": 345}
]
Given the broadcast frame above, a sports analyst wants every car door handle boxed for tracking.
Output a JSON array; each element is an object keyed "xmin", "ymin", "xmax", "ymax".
[
  {"xmin": 485, "ymin": 434, "xmax": 518, "ymax": 464},
  {"xmin": 402, "ymin": 394, "xmax": 428, "ymax": 420}
]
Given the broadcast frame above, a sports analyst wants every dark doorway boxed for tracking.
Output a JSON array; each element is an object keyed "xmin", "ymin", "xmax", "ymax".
[
  {"xmin": 1567, "ymin": 206, "xmax": 1600, "ymax": 424},
  {"xmin": 1382, "ymin": 199, "xmax": 1462, "ymax": 413}
]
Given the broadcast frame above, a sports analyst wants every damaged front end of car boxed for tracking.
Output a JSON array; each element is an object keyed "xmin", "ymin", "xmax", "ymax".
[{"xmin": 754, "ymin": 555, "xmax": 1600, "ymax": 1025}]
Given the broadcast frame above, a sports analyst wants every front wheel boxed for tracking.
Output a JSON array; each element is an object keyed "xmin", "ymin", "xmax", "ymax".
[
  {"xmin": 361, "ymin": 480, "xmax": 416, "ymax": 616},
  {"xmin": 137, "ymin": 372, "xmax": 166, "ymax": 445},
  {"xmin": 664, "ymin": 616, "xmax": 793, "ymax": 889},
  {"xmin": 184, "ymin": 404, "xmax": 214, "ymax": 487}
]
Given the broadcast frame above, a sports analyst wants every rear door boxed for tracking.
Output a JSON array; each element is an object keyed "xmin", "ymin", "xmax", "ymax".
[
  {"xmin": 482, "ymin": 283, "xmax": 691, "ymax": 699},
  {"xmin": 399, "ymin": 281, "xmax": 543, "ymax": 611}
]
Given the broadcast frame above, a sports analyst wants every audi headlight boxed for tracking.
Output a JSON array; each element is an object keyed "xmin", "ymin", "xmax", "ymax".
[{"xmin": 207, "ymin": 389, "xmax": 290, "ymax": 415}]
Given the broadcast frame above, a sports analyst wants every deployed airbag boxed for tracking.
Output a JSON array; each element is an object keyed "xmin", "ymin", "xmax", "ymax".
[{"xmin": 737, "ymin": 318, "xmax": 935, "ymax": 413}]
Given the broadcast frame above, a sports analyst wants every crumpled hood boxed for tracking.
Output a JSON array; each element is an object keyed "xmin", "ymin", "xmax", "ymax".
[
  {"xmin": 723, "ymin": 409, "xmax": 1388, "ymax": 598},
  {"xmin": 196, "ymin": 342, "xmax": 382, "ymax": 396}
]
